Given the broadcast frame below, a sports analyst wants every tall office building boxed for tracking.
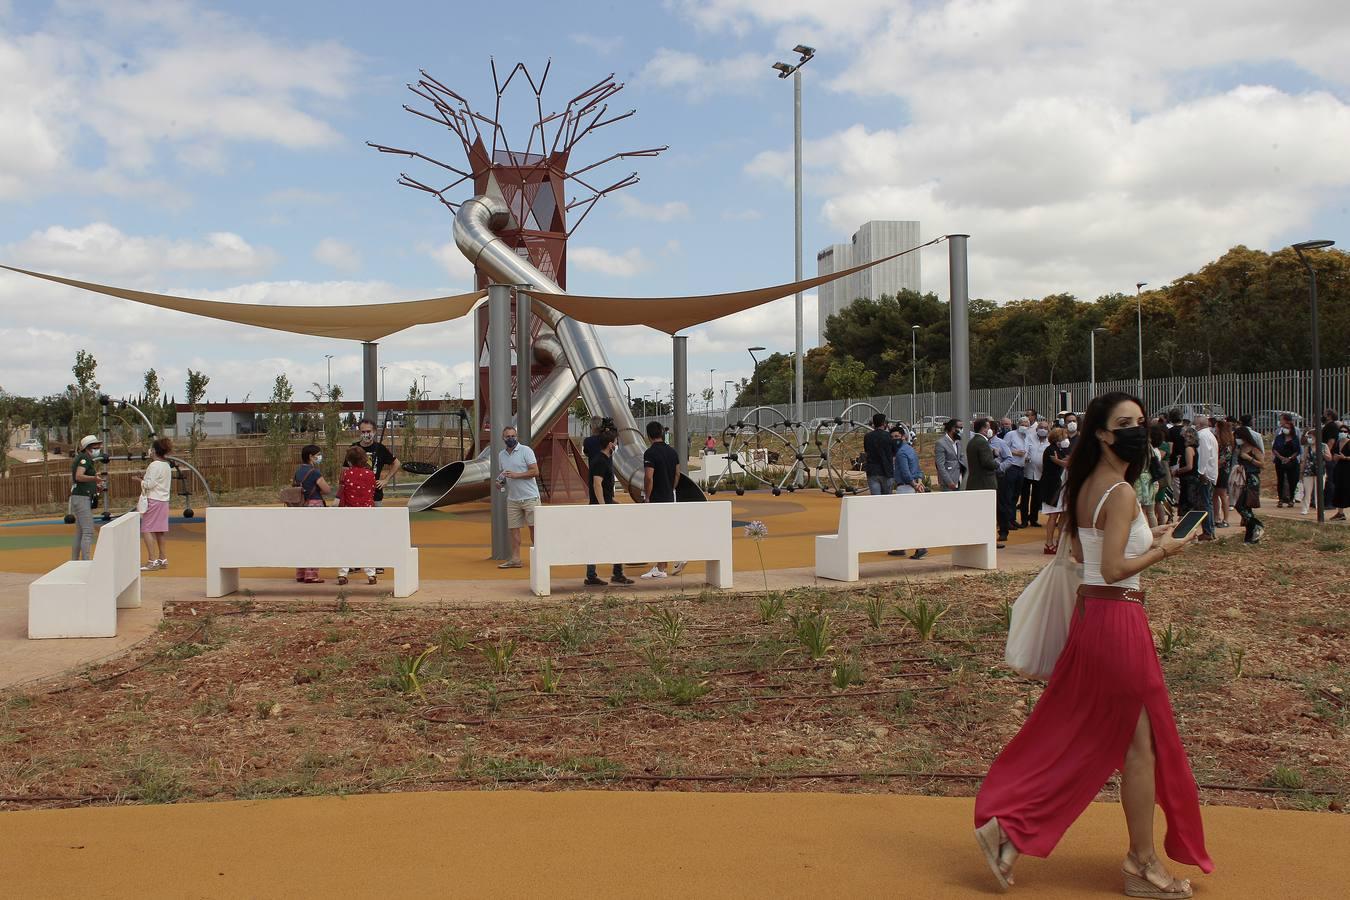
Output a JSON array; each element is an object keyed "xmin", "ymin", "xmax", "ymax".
[{"xmin": 817, "ymin": 220, "xmax": 921, "ymax": 344}]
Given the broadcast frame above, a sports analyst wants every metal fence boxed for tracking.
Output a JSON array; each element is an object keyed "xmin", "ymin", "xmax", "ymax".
[{"xmin": 660, "ymin": 367, "xmax": 1350, "ymax": 436}]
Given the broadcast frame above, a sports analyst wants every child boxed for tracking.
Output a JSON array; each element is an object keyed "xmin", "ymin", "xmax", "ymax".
[{"xmin": 337, "ymin": 446, "xmax": 377, "ymax": 585}]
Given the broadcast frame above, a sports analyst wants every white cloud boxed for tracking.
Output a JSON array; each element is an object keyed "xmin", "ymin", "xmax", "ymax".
[
  {"xmin": 569, "ymin": 246, "xmax": 649, "ymax": 278},
  {"xmin": 8, "ymin": 223, "xmax": 278, "ymax": 280},
  {"xmin": 671, "ymin": 0, "xmax": 894, "ymax": 40},
  {"xmin": 640, "ymin": 49, "xmax": 770, "ymax": 99},
  {"xmin": 615, "ymin": 195, "xmax": 691, "ymax": 222},
  {"xmin": 570, "ymin": 33, "xmax": 624, "ymax": 55},
  {"xmin": 313, "ymin": 238, "xmax": 362, "ymax": 273},
  {"xmin": 426, "ymin": 241, "xmax": 477, "ymax": 285}
]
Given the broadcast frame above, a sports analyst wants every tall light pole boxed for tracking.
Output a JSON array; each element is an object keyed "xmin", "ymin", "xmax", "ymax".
[
  {"xmin": 708, "ymin": 368, "xmax": 716, "ymax": 422},
  {"xmin": 723, "ymin": 379, "xmax": 735, "ymax": 414},
  {"xmin": 772, "ymin": 44, "xmax": 815, "ymax": 429},
  {"xmin": 622, "ymin": 377, "xmax": 635, "ymax": 416},
  {"xmin": 380, "ymin": 365, "xmax": 387, "ymax": 403},
  {"xmin": 1135, "ymin": 282, "xmax": 1147, "ymax": 397},
  {"xmin": 1293, "ymin": 238, "xmax": 1335, "ymax": 524},
  {"xmin": 324, "ymin": 354, "xmax": 334, "ymax": 393},
  {"xmin": 910, "ymin": 324, "xmax": 920, "ymax": 426},
  {"xmin": 1089, "ymin": 327, "xmax": 1107, "ymax": 399},
  {"xmin": 747, "ymin": 346, "xmax": 766, "ymax": 427}
]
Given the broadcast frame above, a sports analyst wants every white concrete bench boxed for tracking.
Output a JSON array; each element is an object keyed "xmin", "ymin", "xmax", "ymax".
[
  {"xmin": 815, "ymin": 489, "xmax": 998, "ymax": 582},
  {"xmin": 529, "ymin": 501, "xmax": 734, "ymax": 597},
  {"xmin": 29, "ymin": 511, "xmax": 141, "ymax": 639},
  {"xmin": 206, "ymin": 507, "xmax": 419, "ymax": 598}
]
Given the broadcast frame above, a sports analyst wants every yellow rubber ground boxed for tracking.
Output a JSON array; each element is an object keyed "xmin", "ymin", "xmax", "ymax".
[{"xmin": 0, "ymin": 791, "xmax": 1343, "ymax": 898}]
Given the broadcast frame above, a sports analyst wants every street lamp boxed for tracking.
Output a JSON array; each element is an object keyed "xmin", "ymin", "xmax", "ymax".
[
  {"xmin": 723, "ymin": 379, "xmax": 735, "ymax": 414},
  {"xmin": 622, "ymin": 377, "xmax": 635, "ymax": 415},
  {"xmin": 747, "ymin": 346, "xmax": 766, "ymax": 427},
  {"xmin": 1293, "ymin": 238, "xmax": 1336, "ymax": 524},
  {"xmin": 1135, "ymin": 282, "xmax": 1147, "ymax": 397},
  {"xmin": 324, "ymin": 354, "xmax": 334, "ymax": 393},
  {"xmin": 1089, "ymin": 327, "xmax": 1108, "ymax": 399},
  {"xmin": 771, "ymin": 44, "xmax": 815, "ymax": 430},
  {"xmin": 379, "ymin": 365, "xmax": 387, "ymax": 403},
  {"xmin": 910, "ymin": 324, "xmax": 920, "ymax": 426}
]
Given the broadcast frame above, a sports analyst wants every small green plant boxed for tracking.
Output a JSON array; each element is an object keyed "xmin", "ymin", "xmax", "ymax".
[
  {"xmin": 1229, "ymin": 646, "xmax": 1246, "ymax": 679},
  {"xmin": 659, "ymin": 673, "xmax": 710, "ymax": 705},
  {"xmin": 434, "ymin": 623, "xmax": 472, "ymax": 652},
  {"xmin": 1157, "ymin": 623, "xmax": 1193, "ymax": 658},
  {"xmin": 636, "ymin": 644, "xmax": 671, "ymax": 677},
  {"xmin": 998, "ymin": 600, "xmax": 1013, "ymax": 633},
  {"xmin": 789, "ymin": 609, "xmax": 834, "ymax": 659},
  {"xmin": 548, "ymin": 615, "xmax": 598, "ymax": 652},
  {"xmin": 831, "ymin": 653, "xmax": 864, "ymax": 689},
  {"xmin": 389, "ymin": 645, "xmax": 441, "ymax": 699},
  {"xmin": 335, "ymin": 591, "xmax": 350, "ymax": 614},
  {"xmin": 758, "ymin": 593, "xmax": 785, "ymax": 624},
  {"xmin": 864, "ymin": 595, "xmax": 887, "ymax": 629},
  {"xmin": 1267, "ymin": 764, "xmax": 1304, "ymax": 791},
  {"xmin": 537, "ymin": 658, "xmax": 561, "ymax": 694},
  {"xmin": 479, "ymin": 638, "xmax": 517, "ymax": 677},
  {"xmin": 898, "ymin": 597, "xmax": 948, "ymax": 641},
  {"xmin": 648, "ymin": 606, "xmax": 686, "ymax": 649},
  {"xmin": 255, "ymin": 700, "xmax": 280, "ymax": 720}
]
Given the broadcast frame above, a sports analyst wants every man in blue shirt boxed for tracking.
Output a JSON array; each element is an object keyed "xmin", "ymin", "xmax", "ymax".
[
  {"xmin": 990, "ymin": 422, "xmax": 1016, "ymax": 541},
  {"xmin": 887, "ymin": 426, "xmax": 928, "ymax": 560},
  {"xmin": 496, "ymin": 425, "xmax": 539, "ymax": 569}
]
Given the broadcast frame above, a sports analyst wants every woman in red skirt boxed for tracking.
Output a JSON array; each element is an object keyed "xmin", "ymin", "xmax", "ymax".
[{"xmin": 975, "ymin": 392, "xmax": 1213, "ymax": 897}]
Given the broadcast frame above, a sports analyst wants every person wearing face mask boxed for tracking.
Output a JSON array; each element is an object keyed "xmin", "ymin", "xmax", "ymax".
[
  {"xmin": 1003, "ymin": 416, "xmax": 1030, "ymax": 529},
  {"xmin": 975, "ymin": 392, "xmax": 1211, "ymax": 897},
  {"xmin": 934, "ymin": 419, "xmax": 966, "ymax": 492},
  {"xmin": 351, "ymin": 419, "xmax": 401, "ymax": 506},
  {"xmin": 965, "ymin": 417, "xmax": 1002, "ymax": 546},
  {"xmin": 1064, "ymin": 413, "xmax": 1081, "ymax": 451},
  {"xmin": 1232, "ymin": 426, "xmax": 1265, "ymax": 542},
  {"xmin": 293, "ymin": 444, "xmax": 331, "ymax": 584},
  {"xmin": 1021, "ymin": 419, "xmax": 1049, "ymax": 528},
  {"xmin": 1330, "ymin": 424, "xmax": 1350, "ymax": 520},
  {"xmin": 1322, "ymin": 409, "xmax": 1342, "ymax": 510},
  {"xmin": 1271, "ymin": 415, "xmax": 1301, "ymax": 508},
  {"xmin": 497, "ymin": 425, "xmax": 540, "ymax": 569},
  {"xmin": 1038, "ymin": 426, "xmax": 1072, "ymax": 553},
  {"xmin": 990, "ymin": 420, "xmax": 1017, "ymax": 540}
]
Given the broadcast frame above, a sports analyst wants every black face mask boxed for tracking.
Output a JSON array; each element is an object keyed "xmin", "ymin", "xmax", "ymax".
[{"xmin": 1107, "ymin": 426, "xmax": 1149, "ymax": 461}]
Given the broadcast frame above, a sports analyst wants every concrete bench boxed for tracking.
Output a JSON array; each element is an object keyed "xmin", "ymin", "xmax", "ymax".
[
  {"xmin": 529, "ymin": 501, "xmax": 734, "ymax": 597},
  {"xmin": 29, "ymin": 512, "xmax": 141, "ymax": 639},
  {"xmin": 206, "ymin": 507, "xmax": 419, "ymax": 598},
  {"xmin": 815, "ymin": 490, "xmax": 998, "ymax": 582}
]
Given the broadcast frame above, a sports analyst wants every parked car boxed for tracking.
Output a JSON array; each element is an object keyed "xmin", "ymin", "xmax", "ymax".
[
  {"xmin": 917, "ymin": 415, "xmax": 949, "ymax": 433},
  {"xmin": 1251, "ymin": 410, "xmax": 1303, "ymax": 434},
  {"xmin": 17, "ymin": 439, "xmax": 42, "ymax": 451},
  {"xmin": 1166, "ymin": 403, "xmax": 1226, "ymax": 423}
]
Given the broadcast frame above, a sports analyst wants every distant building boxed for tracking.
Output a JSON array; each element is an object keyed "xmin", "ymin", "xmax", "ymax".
[{"xmin": 817, "ymin": 220, "xmax": 921, "ymax": 344}]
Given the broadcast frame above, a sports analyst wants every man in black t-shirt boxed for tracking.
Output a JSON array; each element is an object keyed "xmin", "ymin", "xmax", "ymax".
[
  {"xmin": 863, "ymin": 412, "xmax": 896, "ymax": 495},
  {"xmin": 641, "ymin": 420, "xmax": 685, "ymax": 579},
  {"xmin": 584, "ymin": 430, "xmax": 633, "ymax": 586},
  {"xmin": 582, "ymin": 416, "xmax": 606, "ymax": 461},
  {"xmin": 352, "ymin": 419, "xmax": 401, "ymax": 504}
]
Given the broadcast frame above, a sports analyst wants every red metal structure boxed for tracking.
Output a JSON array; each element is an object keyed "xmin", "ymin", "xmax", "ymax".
[{"xmin": 370, "ymin": 62, "xmax": 664, "ymax": 500}]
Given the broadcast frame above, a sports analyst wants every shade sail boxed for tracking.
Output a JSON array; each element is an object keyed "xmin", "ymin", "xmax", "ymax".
[
  {"xmin": 0, "ymin": 265, "xmax": 485, "ymax": 342},
  {"xmin": 528, "ymin": 236, "xmax": 945, "ymax": 334}
]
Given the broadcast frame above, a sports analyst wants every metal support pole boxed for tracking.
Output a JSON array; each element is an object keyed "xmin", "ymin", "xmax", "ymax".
[
  {"xmin": 1090, "ymin": 332, "xmax": 1098, "ymax": 400},
  {"xmin": 1135, "ymin": 287, "xmax": 1145, "ymax": 396},
  {"xmin": 948, "ymin": 236, "xmax": 971, "ymax": 444},
  {"xmin": 910, "ymin": 327, "xmax": 918, "ymax": 426},
  {"xmin": 487, "ymin": 284, "xmax": 511, "ymax": 560},
  {"xmin": 515, "ymin": 286, "xmax": 533, "ymax": 444},
  {"xmin": 362, "ymin": 342, "xmax": 378, "ymax": 425},
  {"xmin": 673, "ymin": 335, "xmax": 689, "ymax": 474},
  {"xmin": 792, "ymin": 68, "xmax": 805, "ymax": 428},
  {"xmin": 472, "ymin": 304, "xmax": 485, "ymax": 455}
]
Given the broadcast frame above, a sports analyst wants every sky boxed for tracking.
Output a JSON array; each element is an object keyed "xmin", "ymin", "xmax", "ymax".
[{"xmin": 2, "ymin": 0, "xmax": 1348, "ymax": 409}]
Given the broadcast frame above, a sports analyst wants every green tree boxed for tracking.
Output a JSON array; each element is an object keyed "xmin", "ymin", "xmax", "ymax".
[
  {"xmin": 185, "ymin": 369, "xmax": 210, "ymax": 457},
  {"xmin": 264, "ymin": 374, "xmax": 294, "ymax": 488},
  {"xmin": 402, "ymin": 382, "xmax": 421, "ymax": 464},
  {"xmin": 0, "ymin": 390, "xmax": 12, "ymax": 474},
  {"xmin": 824, "ymin": 356, "xmax": 875, "ymax": 400},
  {"xmin": 70, "ymin": 350, "xmax": 100, "ymax": 439},
  {"xmin": 140, "ymin": 368, "xmax": 166, "ymax": 437},
  {"xmin": 321, "ymin": 384, "xmax": 344, "ymax": 483}
]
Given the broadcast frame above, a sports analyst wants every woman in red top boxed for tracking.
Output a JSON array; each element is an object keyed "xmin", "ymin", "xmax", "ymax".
[{"xmin": 337, "ymin": 446, "xmax": 377, "ymax": 585}]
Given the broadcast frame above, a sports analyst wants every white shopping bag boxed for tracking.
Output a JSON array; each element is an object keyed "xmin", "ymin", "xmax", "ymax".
[{"xmin": 1005, "ymin": 536, "xmax": 1082, "ymax": 680}]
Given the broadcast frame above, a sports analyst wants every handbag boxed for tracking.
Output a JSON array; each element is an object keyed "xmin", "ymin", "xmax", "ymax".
[
  {"xmin": 1005, "ymin": 535, "xmax": 1082, "ymax": 680},
  {"xmin": 136, "ymin": 495, "xmax": 148, "ymax": 514}
]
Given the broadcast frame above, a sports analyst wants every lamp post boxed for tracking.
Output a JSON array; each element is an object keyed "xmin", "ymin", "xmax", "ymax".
[
  {"xmin": 910, "ymin": 324, "xmax": 920, "ymax": 426},
  {"xmin": 747, "ymin": 345, "xmax": 766, "ymax": 427},
  {"xmin": 723, "ymin": 379, "xmax": 735, "ymax": 414},
  {"xmin": 622, "ymin": 377, "xmax": 635, "ymax": 416},
  {"xmin": 771, "ymin": 44, "xmax": 815, "ymax": 429},
  {"xmin": 1135, "ymin": 282, "xmax": 1147, "ymax": 397},
  {"xmin": 1293, "ymin": 238, "xmax": 1335, "ymax": 524},
  {"xmin": 324, "ymin": 354, "xmax": 334, "ymax": 394},
  {"xmin": 380, "ymin": 366, "xmax": 387, "ymax": 403},
  {"xmin": 1089, "ymin": 327, "xmax": 1107, "ymax": 399}
]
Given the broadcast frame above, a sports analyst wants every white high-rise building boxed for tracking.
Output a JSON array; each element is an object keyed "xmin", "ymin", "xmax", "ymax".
[{"xmin": 817, "ymin": 220, "xmax": 921, "ymax": 344}]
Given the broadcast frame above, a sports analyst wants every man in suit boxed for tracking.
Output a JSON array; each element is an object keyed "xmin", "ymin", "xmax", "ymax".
[
  {"xmin": 934, "ymin": 419, "xmax": 966, "ymax": 492},
  {"xmin": 966, "ymin": 417, "xmax": 1004, "ymax": 548}
]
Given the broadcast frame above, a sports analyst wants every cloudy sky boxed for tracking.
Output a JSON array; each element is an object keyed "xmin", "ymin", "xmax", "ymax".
[{"xmin": 2, "ymin": 0, "xmax": 1348, "ymax": 407}]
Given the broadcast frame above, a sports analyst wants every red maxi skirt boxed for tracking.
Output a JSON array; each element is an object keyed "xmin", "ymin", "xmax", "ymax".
[{"xmin": 975, "ymin": 585, "xmax": 1215, "ymax": 873}]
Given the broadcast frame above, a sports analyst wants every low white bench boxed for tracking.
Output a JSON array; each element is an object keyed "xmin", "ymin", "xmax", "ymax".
[
  {"xmin": 815, "ymin": 489, "xmax": 998, "ymax": 582},
  {"xmin": 29, "ymin": 511, "xmax": 141, "ymax": 639},
  {"xmin": 206, "ymin": 507, "xmax": 419, "ymax": 598},
  {"xmin": 529, "ymin": 501, "xmax": 734, "ymax": 597}
]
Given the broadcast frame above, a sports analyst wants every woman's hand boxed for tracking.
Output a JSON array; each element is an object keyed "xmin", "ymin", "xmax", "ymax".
[
  {"xmin": 1157, "ymin": 528, "xmax": 1198, "ymax": 557},
  {"xmin": 1150, "ymin": 524, "xmax": 1173, "ymax": 539}
]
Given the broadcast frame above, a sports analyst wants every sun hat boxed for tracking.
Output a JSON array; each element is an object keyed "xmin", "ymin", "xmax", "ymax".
[{"xmin": 78, "ymin": 434, "xmax": 102, "ymax": 451}]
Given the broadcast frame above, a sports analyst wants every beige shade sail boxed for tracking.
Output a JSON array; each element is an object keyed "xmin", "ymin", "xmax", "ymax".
[
  {"xmin": 0, "ymin": 264, "xmax": 486, "ymax": 342},
  {"xmin": 529, "ymin": 235, "xmax": 945, "ymax": 334}
]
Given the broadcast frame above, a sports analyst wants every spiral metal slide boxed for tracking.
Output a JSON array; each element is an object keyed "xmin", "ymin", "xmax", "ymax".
[{"xmin": 408, "ymin": 195, "xmax": 705, "ymax": 511}]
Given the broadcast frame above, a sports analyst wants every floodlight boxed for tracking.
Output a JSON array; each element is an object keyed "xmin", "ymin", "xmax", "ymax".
[
  {"xmin": 793, "ymin": 45, "xmax": 816, "ymax": 58},
  {"xmin": 771, "ymin": 62, "xmax": 794, "ymax": 78},
  {"xmin": 1293, "ymin": 239, "xmax": 1335, "ymax": 251}
]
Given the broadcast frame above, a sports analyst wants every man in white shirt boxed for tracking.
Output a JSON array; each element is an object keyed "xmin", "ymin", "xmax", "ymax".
[
  {"xmin": 496, "ymin": 425, "xmax": 540, "ymax": 568},
  {"xmin": 1195, "ymin": 415, "xmax": 1219, "ymax": 540}
]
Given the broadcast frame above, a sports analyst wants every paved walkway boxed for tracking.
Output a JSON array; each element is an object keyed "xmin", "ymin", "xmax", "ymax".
[{"xmin": 1, "ymin": 791, "xmax": 1344, "ymax": 898}]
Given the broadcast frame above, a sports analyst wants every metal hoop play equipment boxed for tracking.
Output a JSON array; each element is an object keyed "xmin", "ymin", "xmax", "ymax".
[
  {"xmin": 813, "ymin": 402, "xmax": 887, "ymax": 497},
  {"xmin": 705, "ymin": 406, "xmax": 812, "ymax": 496}
]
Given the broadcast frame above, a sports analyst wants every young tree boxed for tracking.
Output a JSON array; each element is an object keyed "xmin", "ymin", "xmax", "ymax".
[
  {"xmin": 185, "ymin": 369, "xmax": 210, "ymax": 457},
  {"xmin": 402, "ymin": 382, "xmax": 421, "ymax": 464},
  {"xmin": 141, "ymin": 368, "xmax": 167, "ymax": 437},
  {"xmin": 321, "ymin": 384, "xmax": 344, "ymax": 483},
  {"xmin": 824, "ymin": 356, "xmax": 875, "ymax": 401},
  {"xmin": 0, "ymin": 390, "xmax": 12, "ymax": 475},
  {"xmin": 264, "ymin": 374, "xmax": 294, "ymax": 488},
  {"xmin": 70, "ymin": 350, "xmax": 100, "ymax": 439}
]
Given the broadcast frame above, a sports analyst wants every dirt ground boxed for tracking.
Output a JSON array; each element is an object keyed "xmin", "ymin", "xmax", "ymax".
[{"xmin": 1, "ymin": 517, "xmax": 1346, "ymax": 813}]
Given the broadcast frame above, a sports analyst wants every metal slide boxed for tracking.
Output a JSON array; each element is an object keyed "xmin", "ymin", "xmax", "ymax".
[{"xmin": 407, "ymin": 195, "xmax": 703, "ymax": 511}]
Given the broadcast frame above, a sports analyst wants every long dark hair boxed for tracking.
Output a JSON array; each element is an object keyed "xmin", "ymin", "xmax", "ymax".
[{"xmin": 1064, "ymin": 391, "xmax": 1148, "ymax": 531}]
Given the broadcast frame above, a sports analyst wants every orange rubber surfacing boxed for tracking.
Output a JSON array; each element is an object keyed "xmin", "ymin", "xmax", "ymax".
[{"xmin": 0, "ymin": 491, "xmax": 1046, "ymax": 582}]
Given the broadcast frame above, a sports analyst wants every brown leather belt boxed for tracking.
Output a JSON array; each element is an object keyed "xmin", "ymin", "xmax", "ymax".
[{"xmin": 1076, "ymin": 584, "xmax": 1146, "ymax": 605}]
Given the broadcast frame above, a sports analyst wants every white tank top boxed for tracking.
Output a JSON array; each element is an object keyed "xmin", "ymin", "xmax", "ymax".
[{"xmin": 1078, "ymin": 481, "xmax": 1154, "ymax": 589}]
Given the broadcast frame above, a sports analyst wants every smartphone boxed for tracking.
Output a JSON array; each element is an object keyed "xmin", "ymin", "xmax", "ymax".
[{"xmin": 1171, "ymin": 510, "xmax": 1208, "ymax": 540}]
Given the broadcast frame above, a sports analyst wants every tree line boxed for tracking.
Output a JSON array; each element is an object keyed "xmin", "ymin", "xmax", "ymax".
[{"xmin": 734, "ymin": 244, "xmax": 1349, "ymax": 406}]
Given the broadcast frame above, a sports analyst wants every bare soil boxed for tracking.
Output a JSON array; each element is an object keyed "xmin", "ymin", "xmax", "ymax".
[{"xmin": 1, "ymin": 518, "xmax": 1346, "ymax": 812}]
